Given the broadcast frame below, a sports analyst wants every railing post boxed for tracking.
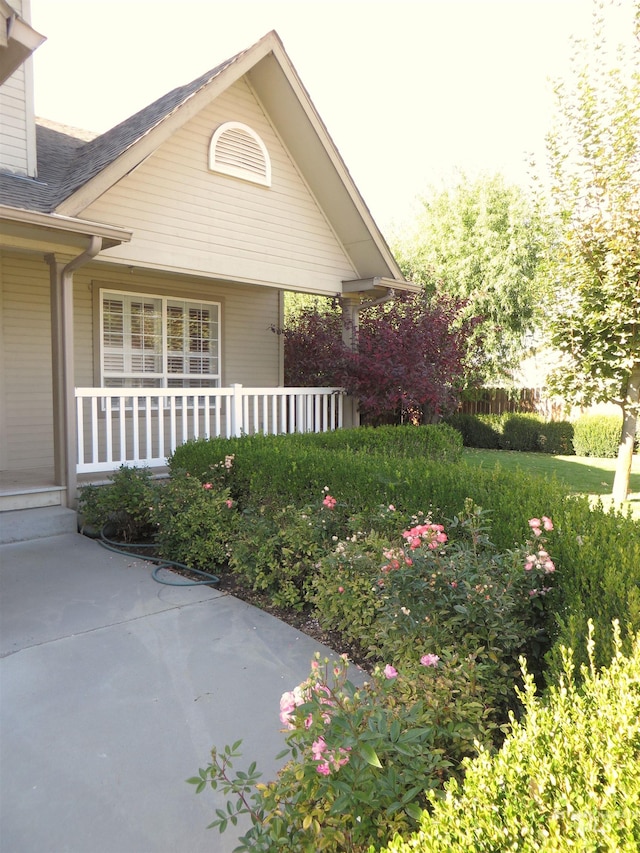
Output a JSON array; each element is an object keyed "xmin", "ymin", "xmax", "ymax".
[{"xmin": 230, "ymin": 384, "xmax": 243, "ymax": 437}]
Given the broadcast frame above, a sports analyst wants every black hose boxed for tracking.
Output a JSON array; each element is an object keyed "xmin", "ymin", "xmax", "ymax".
[{"xmin": 97, "ymin": 527, "xmax": 220, "ymax": 587}]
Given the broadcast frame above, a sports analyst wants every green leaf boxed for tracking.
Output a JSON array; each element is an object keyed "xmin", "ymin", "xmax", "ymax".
[
  {"xmin": 360, "ymin": 742, "xmax": 382, "ymax": 768},
  {"xmin": 405, "ymin": 802, "xmax": 424, "ymax": 821}
]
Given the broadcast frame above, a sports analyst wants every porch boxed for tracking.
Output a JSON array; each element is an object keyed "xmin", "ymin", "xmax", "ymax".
[
  {"xmin": 0, "ymin": 385, "xmax": 348, "ymax": 538},
  {"xmin": 75, "ymin": 384, "xmax": 346, "ymax": 474}
]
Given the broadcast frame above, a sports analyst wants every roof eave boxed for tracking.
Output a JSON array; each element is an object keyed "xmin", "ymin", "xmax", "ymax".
[
  {"xmin": 0, "ymin": 204, "xmax": 132, "ymax": 252},
  {"xmin": 0, "ymin": 1, "xmax": 46, "ymax": 85}
]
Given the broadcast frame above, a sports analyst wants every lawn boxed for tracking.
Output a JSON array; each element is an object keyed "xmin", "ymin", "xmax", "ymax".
[{"xmin": 461, "ymin": 449, "xmax": 640, "ymax": 518}]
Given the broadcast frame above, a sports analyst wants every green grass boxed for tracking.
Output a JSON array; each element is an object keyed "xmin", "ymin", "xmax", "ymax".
[{"xmin": 461, "ymin": 449, "xmax": 640, "ymax": 518}]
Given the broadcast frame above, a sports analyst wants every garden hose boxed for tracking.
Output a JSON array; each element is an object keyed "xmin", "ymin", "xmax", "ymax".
[{"xmin": 97, "ymin": 527, "xmax": 220, "ymax": 587}]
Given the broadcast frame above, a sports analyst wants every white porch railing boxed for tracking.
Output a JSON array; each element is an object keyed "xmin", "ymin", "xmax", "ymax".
[{"xmin": 75, "ymin": 384, "xmax": 345, "ymax": 473}]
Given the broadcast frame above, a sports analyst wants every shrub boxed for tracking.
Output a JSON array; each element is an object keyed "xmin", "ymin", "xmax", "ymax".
[
  {"xmin": 379, "ymin": 623, "xmax": 640, "ymax": 853},
  {"xmin": 167, "ymin": 430, "xmax": 639, "ymax": 677},
  {"xmin": 536, "ymin": 420, "xmax": 574, "ymax": 455},
  {"xmin": 544, "ymin": 498, "xmax": 640, "ymax": 675},
  {"xmin": 311, "ymin": 503, "xmax": 560, "ymax": 718},
  {"xmin": 499, "ymin": 413, "xmax": 544, "ymax": 452},
  {"xmin": 190, "ymin": 651, "xmax": 499, "ymax": 853},
  {"xmin": 311, "ymin": 531, "xmax": 388, "ymax": 653},
  {"xmin": 150, "ymin": 473, "xmax": 237, "ymax": 571},
  {"xmin": 444, "ymin": 413, "xmax": 502, "ymax": 449},
  {"xmin": 572, "ymin": 413, "xmax": 623, "ymax": 457},
  {"xmin": 228, "ymin": 491, "xmax": 348, "ymax": 610},
  {"xmin": 77, "ymin": 465, "xmax": 157, "ymax": 541}
]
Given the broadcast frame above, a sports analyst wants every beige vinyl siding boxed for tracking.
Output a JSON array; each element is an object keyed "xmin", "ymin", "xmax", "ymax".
[
  {"xmin": 0, "ymin": 251, "xmax": 53, "ymax": 470},
  {"xmin": 0, "ymin": 67, "xmax": 31, "ymax": 175},
  {"xmin": 0, "ymin": 0, "xmax": 37, "ymax": 179},
  {"xmin": 81, "ymin": 78, "xmax": 356, "ymax": 295},
  {"xmin": 73, "ymin": 264, "xmax": 281, "ymax": 389}
]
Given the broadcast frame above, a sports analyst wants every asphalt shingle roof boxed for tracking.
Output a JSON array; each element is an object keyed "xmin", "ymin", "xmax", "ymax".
[{"xmin": 0, "ymin": 52, "xmax": 239, "ymax": 213}]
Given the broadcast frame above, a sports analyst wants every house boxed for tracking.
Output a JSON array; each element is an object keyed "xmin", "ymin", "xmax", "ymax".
[{"xmin": 0, "ymin": 1, "xmax": 416, "ymax": 538}]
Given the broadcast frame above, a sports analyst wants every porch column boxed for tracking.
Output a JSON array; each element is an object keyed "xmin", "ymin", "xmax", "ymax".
[
  {"xmin": 340, "ymin": 296, "xmax": 360, "ymax": 429},
  {"xmin": 48, "ymin": 256, "xmax": 68, "ymax": 491},
  {"xmin": 46, "ymin": 237, "xmax": 102, "ymax": 507}
]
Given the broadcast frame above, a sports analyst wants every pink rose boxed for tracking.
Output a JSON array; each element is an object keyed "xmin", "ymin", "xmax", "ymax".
[
  {"xmin": 542, "ymin": 516, "xmax": 554, "ymax": 531},
  {"xmin": 316, "ymin": 762, "xmax": 331, "ymax": 776},
  {"xmin": 322, "ymin": 495, "xmax": 337, "ymax": 509},
  {"xmin": 420, "ymin": 653, "xmax": 440, "ymax": 667},
  {"xmin": 311, "ymin": 737, "xmax": 327, "ymax": 760},
  {"xmin": 203, "ymin": 482, "xmax": 213, "ymax": 490},
  {"xmin": 528, "ymin": 518, "xmax": 541, "ymax": 529},
  {"xmin": 225, "ymin": 499, "xmax": 233, "ymax": 508},
  {"xmin": 384, "ymin": 664, "xmax": 398, "ymax": 679}
]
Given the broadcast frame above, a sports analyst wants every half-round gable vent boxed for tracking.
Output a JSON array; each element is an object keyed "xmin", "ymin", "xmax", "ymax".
[{"xmin": 209, "ymin": 121, "xmax": 271, "ymax": 187}]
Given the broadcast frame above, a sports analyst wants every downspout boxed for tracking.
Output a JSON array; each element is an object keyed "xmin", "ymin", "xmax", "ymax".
[{"xmin": 46, "ymin": 236, "xmax": 103, "ymax": 508}]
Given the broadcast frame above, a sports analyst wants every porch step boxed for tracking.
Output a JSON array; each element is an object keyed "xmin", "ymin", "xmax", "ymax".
[
  {"xmin": 0, "ymin": 486, "xmax": 64, "ymax": 512},
  {"xmin": 0, "ymin": 506, "xmax": 78, "ymax": 545}
]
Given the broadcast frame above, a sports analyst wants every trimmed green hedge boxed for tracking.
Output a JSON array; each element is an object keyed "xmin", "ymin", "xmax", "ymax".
[
  {"xmin": 572, "ymin": 413, "xmax": 624, "ymax": 457},
  {"xmin": 169, "ymin": 429, "xmax": 639, "ymax": 674},
  {"xmin": 378, "ymin": 624, "xmax": 640, "ymax": 853},
  {"xmin": 499, "ymin": 414, "xmax": 545, "ymax": 452},
  {"xmin": 444, "ymin": 413, "xmax": 502, "ymax": 449},
  {"xmin": 446, "ymin": 413, "xmax": 575, "ymax": 455}
]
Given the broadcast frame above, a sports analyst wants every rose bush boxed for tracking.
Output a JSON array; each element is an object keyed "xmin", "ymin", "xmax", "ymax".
[{"xmin": 190, "ymin": 651, "xmax": 499, "ymax": 852}]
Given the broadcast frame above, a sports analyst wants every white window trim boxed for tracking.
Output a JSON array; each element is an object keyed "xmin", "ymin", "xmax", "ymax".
[
  {"xmin": 99, "ymin": 289, "xmax": 221, "ymax": 391},
  {"xmin": 209, "ymin": 121, "xmax": 271, "ymax": 187}
]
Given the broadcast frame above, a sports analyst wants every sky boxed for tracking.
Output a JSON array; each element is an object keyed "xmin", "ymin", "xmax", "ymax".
[{"xmin": 26, "ymin": 0, "xmax": 625, "ymax": 231}]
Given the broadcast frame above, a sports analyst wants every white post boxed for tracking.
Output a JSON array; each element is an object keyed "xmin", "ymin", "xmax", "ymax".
[
  {"xmin": 340, "ymin": 297, "xmax": 361, "ymax": 429},
  {"xmin": 231, "ymin": 384, "xmax": 243, "ymax": 437}
]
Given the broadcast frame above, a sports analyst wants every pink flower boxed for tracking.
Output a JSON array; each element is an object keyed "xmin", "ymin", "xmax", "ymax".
[
  {"xmin": 203, "ymin": 482, "xmax": 213, "ymax": 490},
  {"xmin": 311, "ymin": 737, "xmax": 327, "ymax": 760},
  {"xmin": 542, "ymin": 516, "xmax": 554, "ymax": 531},
  {"xmin": 322, "ymin": 495, "xmax": 337, "ymax": 509},
  {"xmin": 420, "ymin": 653, "xmax": 440, "ymax": 667},
  {"xmin": 316, "ymin": 762, "xmax": 331, "ymax": 776},
  {"xmin": 388, "ymin": 504, "xmax": 396, "ymax": 511},
  {"xmin": 384, "ymin": 664, "xmax": 398, "ymax": 679},
  {"xmin": 279, "ymin": 685, "xmax": 306, "ymax": 727},
  {"xmin": 338, "ymin": 586, "xmax": 344, "ymax": 593},
  {"xmin": 225, "ymin": 499, "xmax": 233, "ymax": 508},
  {"xmin": 528, "ymin": 518, "xmax": 541, "ymax": 529}
]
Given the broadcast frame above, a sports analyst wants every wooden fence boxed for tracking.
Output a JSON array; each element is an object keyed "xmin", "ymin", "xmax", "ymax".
[{"xmin": 458, "ymin": 388, "xmax": 565, "ymax": 420}]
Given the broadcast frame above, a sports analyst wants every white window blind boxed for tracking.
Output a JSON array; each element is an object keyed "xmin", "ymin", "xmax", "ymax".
[{"xmin": 101, "ymin": 291, "xmax": 220, "ymax": 389}]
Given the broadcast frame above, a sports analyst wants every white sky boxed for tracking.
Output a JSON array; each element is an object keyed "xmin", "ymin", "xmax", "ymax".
[{"xmin": 27, "ymin": 0, "xmax": 622, "ymax": 231}]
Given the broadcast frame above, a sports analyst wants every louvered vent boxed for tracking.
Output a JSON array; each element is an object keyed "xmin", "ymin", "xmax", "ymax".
[{"xmin": 209, "ymin": 122, "xmax": 271, "ymax": 186}]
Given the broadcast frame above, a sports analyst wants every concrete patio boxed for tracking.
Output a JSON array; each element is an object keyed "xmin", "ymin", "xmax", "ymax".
[{"xmin": 0, "ymin": 532, "xmax": 341, "ymax": 852}]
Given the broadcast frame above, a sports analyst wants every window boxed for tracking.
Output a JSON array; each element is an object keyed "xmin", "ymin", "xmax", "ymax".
[
  {"xmin": 209, "ymin": 121, "xmax": 271, "ymax": 186},
  {"xmin": 101, "ymin": 290, "xmax": 220, "ymax": 389}
]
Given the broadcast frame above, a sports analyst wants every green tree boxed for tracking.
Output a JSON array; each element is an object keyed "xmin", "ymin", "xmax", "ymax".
[
  {"xmin": 543, "ymin": 0, "xmax": 640, "ymax": 503},
  {"xmin": 391, "ymin": 173, "xmax": 545, "ymax": 384}
]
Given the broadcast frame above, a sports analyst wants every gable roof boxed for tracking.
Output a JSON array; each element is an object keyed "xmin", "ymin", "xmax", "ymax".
[{"xmin": 1, "ymin": 29, "xmax": 413, "ymax": 287}]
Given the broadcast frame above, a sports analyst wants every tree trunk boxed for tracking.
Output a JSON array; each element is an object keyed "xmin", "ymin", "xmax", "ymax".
[{"xmin": 612, "ymin": 364, "xmax": 640, "ymax": 504}]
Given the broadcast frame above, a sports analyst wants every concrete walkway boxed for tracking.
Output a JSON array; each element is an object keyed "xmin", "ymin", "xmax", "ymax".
[{"xmin": 0, "ymin": 533, "xmax": 341, "ymax": 852}]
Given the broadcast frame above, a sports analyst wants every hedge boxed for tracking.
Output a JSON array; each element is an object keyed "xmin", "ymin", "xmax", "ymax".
[
  {"xmin": 446, "ymin": 413, "xmax": 575, "ymax": 455},
  {"xmin": 378, "ymin": 624, "xmax": 640, "ymax": 853},
  {"xmin": 572, "ymin": 413, "xmax": 626, "ymax": 458},
  {"xmin": 169, "ymin": 429, "xmax": 639, "ymax": 674}
]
